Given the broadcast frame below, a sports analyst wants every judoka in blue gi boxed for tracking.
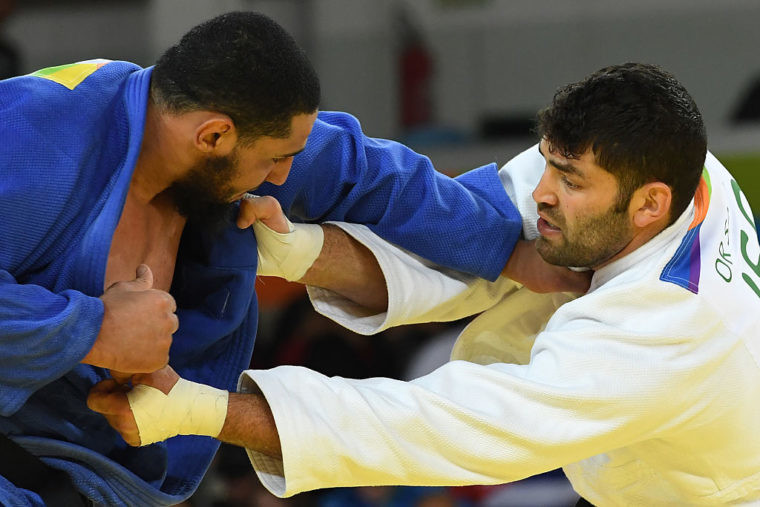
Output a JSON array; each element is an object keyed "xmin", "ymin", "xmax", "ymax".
[{"xmin": 0, "ymin": 11, "xmax": 540, "ymax": 505}]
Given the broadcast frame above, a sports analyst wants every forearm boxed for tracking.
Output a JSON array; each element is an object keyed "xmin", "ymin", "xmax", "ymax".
[
  {"xmin": 89, "ymin": 367, "xmax": 283, "ymax": 457},
  {"xmin": 245, "ymin": 197, "xmax": 388, "ymax": 311},
  {"xmin": 218, "ymin": 392, "xmax": 282, "ymax": 459},
  {"xmin": 299, "ymin": 224, "xmax": 388, "ymax": 312},
  {"xmin": 264, "ymin": 113, "xmax": 521, "ymax": 281},
  {"xmin": 0, "ymin": 280, "xmax": 102, "ymax": 414},
  {"xmin": 500, "ymin": 239, "xmax": 592, "ymax": 294}
]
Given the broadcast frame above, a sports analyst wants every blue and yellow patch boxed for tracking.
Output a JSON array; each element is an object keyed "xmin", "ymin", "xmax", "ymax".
[{"xmin": 29, "ymin": 59, "xmax": 112, "ymax": 90}]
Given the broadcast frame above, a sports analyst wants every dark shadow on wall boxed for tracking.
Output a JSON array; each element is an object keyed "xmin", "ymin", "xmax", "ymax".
[
  {"xmin": 0, "ymin": 0, "xmax": 20, "ymax": 78},
  {"xmin": 732, "ymin": 74, "xmax": 760, "ymax": 123}
]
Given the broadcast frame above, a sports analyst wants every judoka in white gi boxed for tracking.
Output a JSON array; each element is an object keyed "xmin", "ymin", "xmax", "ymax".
[{"xmin": 89, "ymin": 63, "xmax": 760, "ymax": 505}]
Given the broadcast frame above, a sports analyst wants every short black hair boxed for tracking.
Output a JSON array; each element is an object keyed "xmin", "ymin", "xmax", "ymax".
[
  {"xmin": 536, "ymin": 63, "xmax": 707, "ymax": 223},
  {"xmin": 151, "ymin": 11, "xmax": 320, "ymax": 142}
]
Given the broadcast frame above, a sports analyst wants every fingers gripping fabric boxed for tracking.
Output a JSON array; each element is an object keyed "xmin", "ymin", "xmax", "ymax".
[
  {"xmin": 127, "ymin": 379, "xmax": 229, "ymax": 446},
  {"xmin": 254, "ymin": 218, "xmax": 324, "ymax": 281}
]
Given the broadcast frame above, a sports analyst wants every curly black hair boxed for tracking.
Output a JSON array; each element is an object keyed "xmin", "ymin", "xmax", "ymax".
[
  {"xmin": 536, "ymin": 63, "xmax": 707, "ymax": 224},
  {"xmin": 151, "ymin": 11, "xmax": 320, "ymax": 143}
]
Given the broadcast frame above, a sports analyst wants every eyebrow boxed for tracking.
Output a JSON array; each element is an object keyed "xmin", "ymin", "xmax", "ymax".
[
  {"xmin": 276, "ymin": 147, "xmax": 307, "ymax": 159},
  {"xmin": 538, "ymin": 143, "xmax": 586, "ymax": 180}
]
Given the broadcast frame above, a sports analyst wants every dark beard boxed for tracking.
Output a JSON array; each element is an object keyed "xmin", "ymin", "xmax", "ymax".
[
  {"xmin": 166, "ymin": 154, "xmax": 239, "ymax": 233},
  {"xmin": 535, "ymin": 203, "xmax": 632, "ymax": 268}
]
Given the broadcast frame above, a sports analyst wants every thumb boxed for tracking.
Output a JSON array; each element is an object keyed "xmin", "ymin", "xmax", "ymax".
[
  {"xmin": 131, "ymin": 264, "xmax": 154, "ymax": 289},
  {"xmin": 87, "ymin": 379, "xmax": 127, "ymax": 414},
  {"xmin": 111, "ymin": 370, "xmax": 133, "ymax": 385},
  {"xmin": 103, "ymin": 264, "xmax": 154, "ymax": 292},
  {"xmin": 238, "ymin": 195, "xmax": 291, "ymax": 233}
]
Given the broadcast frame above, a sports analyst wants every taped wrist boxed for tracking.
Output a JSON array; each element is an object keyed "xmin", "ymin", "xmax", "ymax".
[
  {"xmin": 127, "ymin": 378, "xmax": 229, "ymax": 446},
  {"xmin": 254, "ymin": 217, "xmax": 324, "ymax": 281}
]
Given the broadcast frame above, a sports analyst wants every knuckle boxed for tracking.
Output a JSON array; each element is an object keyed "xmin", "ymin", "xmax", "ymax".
[
  {"xmin": 160, "ymin": 334, "xmax": 173, "ymax": 350},
  {"xmin": 158, "ymin": 292, "xmax": 175, "ymax": 310},
  {"xmin": 162, "ymin": 316, "xmax": 178, "ymax": 334},
  {"xmin": 261, "ymin": 195, "xmax": 282, "ymax": 213},
  {"xmin": 145, "ymin": 291, "xmax": 172, "ymax": 310},
  {"xmin": 108, "ymin": 281, "xmax": 128, "ymax": 292}
]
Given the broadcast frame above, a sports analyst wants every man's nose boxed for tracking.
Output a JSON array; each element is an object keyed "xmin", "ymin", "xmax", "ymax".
[
  {"xmin": 265, "ymin": 159, "xmax": 294, "ymax": 186},
  {"xmin": 532, "ymin": 169, "xmax": 558, "ymax": 206}
]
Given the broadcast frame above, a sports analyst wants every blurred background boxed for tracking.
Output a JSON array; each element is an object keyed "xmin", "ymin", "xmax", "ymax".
[
  {"xmin": 3, "ymin": 0, "xmax": 759, "ymax": 198},
  {"xmin": 2, "ymin": 0, "xmax": 758, "ymax": 505}
]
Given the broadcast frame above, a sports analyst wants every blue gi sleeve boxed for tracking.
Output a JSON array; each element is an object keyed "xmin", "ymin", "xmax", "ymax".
[
  {"xmin": 258, "ymin": 111, "xmax": 521, "ymax": 281},
  {"xmin": 0, "ymin": 270, "xmax": 103, "ymax": 416}
]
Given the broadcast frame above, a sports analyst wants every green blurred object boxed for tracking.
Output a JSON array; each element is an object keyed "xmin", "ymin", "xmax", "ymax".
[{"xmin": 720, "ymin": 152, "xmax": 760, "ymax": 215}]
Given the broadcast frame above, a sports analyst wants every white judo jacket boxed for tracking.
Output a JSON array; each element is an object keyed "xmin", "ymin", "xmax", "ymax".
[{"xmin": 240, "ymin": 146, "xmax": 760, "ymax": 505}]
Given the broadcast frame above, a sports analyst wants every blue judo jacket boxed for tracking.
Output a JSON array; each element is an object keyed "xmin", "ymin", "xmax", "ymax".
[{"xmin": 0, "ymin": 60, "xmax": 521, "ymax": 505}]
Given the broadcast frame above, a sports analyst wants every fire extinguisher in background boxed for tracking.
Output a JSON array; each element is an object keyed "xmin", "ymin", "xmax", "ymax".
[{"xmin": 397, "ymin": 5, "xmax": 433, "ymax": 130}]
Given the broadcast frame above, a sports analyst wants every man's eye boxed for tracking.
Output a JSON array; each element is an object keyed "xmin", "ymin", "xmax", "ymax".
[
  {"xmin": 272, "ymin": 157, "xmax": 285, "ymax": 164},
  {"xmin": 562, "ymin": 176, "xmax": 580, "ymax": 190}
]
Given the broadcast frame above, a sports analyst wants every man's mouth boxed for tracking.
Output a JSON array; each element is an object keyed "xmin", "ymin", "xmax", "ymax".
[{"xmin": 537, "ymin": 215, "xmax": 562, "ymax": 236}]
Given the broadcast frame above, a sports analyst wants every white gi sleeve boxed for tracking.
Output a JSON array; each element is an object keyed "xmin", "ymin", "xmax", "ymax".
[
  {"xmin": 306, "ymin": 144, "xmax": 546, "ymax": 335},
  {"xmin": 307, "ymin": 222, "xmax": 521, "ymax": 335},
  {"xmin": 237, "ymin": 305, "xmax": 696, "ymax": 498}
]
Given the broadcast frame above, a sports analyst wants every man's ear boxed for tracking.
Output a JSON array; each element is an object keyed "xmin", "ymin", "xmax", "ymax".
[
  {"xmin": 194, "ymin": 114, "xmax": 238, "ymax": 155},
  {"xmin": 631, "ymin": 182, "xmax": 672, "ymax": 228}
]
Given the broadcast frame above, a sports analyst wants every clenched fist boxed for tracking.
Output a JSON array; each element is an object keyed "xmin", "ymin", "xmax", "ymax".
[{"xmin": 82, "ymin": 264, "xmax": 178, "ymax": 373}]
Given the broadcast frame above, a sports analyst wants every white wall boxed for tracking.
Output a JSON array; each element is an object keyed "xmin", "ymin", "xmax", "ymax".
[
  {"xmin": 310, "ymin": 0, "xmax": 397, "ymax": 137},
  {"xmin": 403, "ymin": 0, "xmax": 760, "ymax": 134},
  {"xmin": 5, "ymin": 1, "xmax": 151, "ymax": 70},
  {"xmin": 4, "ymin": 0, "xmax": 758, "ymax": 162}
]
